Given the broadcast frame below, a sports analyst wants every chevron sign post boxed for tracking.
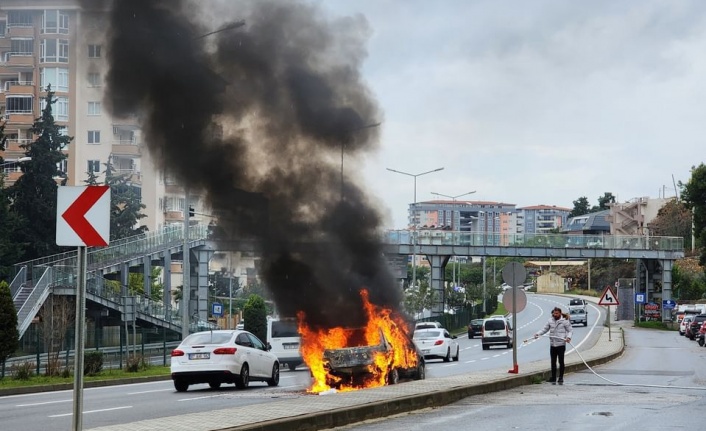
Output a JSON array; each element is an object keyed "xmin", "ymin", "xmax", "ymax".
[{"xmin": 56, "ymin": 186, "xmax": 110, "ymax": 431}]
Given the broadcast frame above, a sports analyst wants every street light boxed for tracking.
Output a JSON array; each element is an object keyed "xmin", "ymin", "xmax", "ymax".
[
  {"xmin": 386, "ymin": 167, "xmax": 444, "ymax": 292},
  {"xmin": 430, "ymin": 191, "xmax": 476, "ymax": 293},
  {"xmin": 340, "ymin": 122, "xmax": 381, "ymax": 201}
]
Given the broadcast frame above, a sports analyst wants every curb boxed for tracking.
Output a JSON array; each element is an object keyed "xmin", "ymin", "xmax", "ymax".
[{"xmin": 0, "ymin": 374, "xmax": 172, "ymax": 397}]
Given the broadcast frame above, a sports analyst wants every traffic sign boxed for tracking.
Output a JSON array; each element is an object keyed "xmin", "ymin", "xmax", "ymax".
[
  {"xmin": 635, "ymin": 293, "xmax": 646, "ymax": 304},
  {"xmin": 662, "ymin": 299, "xmax": 676, "ymax": 309},
  {"xmin": 502, "ymin": 287, "xmax": 527, "ymax": 313},
  {"xmin": 212, "ymin": 302, "xmax": 223, "ymax": 317},
  {"xmin": 598, "ymin": 286, "xmax": 619, "ymax": 306},
  {"xmin": 56, "ymin": 186, "xmax": 111, "ymax": 246}
]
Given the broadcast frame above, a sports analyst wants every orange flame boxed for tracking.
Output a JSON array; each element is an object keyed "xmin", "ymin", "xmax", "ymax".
[{"xmin": 298, "ymin": 289, "xmax": 418, "ymax": 393}]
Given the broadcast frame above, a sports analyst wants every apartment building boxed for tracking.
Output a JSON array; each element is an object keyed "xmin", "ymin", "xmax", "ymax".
[
  {"xmin": 412, "ymin": 200, "xmax": 517, "ymax": 235},
  {"xmin": 516, "ymin": 204, "xmax": 571, "ymax": 234},
  {"xmin": 0, "ymin": 1, "xmax": 189, "ymax": 232}
]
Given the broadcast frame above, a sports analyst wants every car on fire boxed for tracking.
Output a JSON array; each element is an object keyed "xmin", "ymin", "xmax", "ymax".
[
  {"xmin": 170, "ymin": 330, "xmax": 280, "ymax": 392},
  {"xmin": 322, "ymin": 327, "xmax": 425, "ymax": 388}
]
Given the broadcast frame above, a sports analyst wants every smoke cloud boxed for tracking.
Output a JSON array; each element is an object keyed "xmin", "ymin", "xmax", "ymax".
[{"xmin": 102, "ymin": 0, "xmax": 401, "ymax": 329}]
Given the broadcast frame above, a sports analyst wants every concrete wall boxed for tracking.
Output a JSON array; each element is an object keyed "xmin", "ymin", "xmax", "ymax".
[{"xmin": 536, "ymin": 272, "xmax": 565, "ymax": 293}]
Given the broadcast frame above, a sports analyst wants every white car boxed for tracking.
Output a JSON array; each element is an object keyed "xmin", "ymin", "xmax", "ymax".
[
  {"xmin": 414, "ymin": 321, "xmax": 444, "ymax": 330},
  {"xmin": 170, "ymin": 330, "xmax": 280, "ymax": 392},
  {"xmin": 680, "ymin": 315, "xmax": 695, "ymax": 336},
  {"xmin": 412, "ymin": 328, "xmax": 460, "ymax": 362}
]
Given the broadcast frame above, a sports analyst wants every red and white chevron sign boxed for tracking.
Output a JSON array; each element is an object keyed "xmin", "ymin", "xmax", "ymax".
[{"xmin": 56, "ymin": 186, "xmax": 111, "ymax": 247}]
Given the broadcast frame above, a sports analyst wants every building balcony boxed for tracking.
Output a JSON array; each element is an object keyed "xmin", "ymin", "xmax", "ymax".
[
  {"xmin": 165, "ymin": 183, "xmax": 184, "ymax": 194},
  {"xmin": 6, "ymin": 26, "xmax": 35, "ymax": 38},
  {"xmin": 114, "ymin": 169, "xmax": 142, "ymax": 185},
  {"xmin": 111, "ymin": 141, "xmax": 141, "ymax": 156},
  {"xmin": 164, "ymin": 210, "xmax": 184, "ymax": 223},
  {"xmin": 0, "ymin": 38, "xmax": 10, "ymax": 50},
  {"xmin": 2, "ymin": 52, "xmax": 35, "ymax": 67},
  {"xmin": 4, "ymin": 111, "xmax": 34, "ymax": 125},
  {"xmin": 3, "ymin": 80, "xmax": 34, "ymax": 94},
  {"xmin": 3, "ymin": 138, "xmax": 31, "ymax": 153}
]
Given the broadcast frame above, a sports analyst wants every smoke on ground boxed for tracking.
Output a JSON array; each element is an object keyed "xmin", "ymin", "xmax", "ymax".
[{"xmin": 101, "ymin": 0, "xmax": 401, "ymax": 329}]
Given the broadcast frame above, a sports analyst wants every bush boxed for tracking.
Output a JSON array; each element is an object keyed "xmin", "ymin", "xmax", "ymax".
[
  {"xmin": 12, "ymin": 361, "xmax": 35, "ymax": 380},
  {"xmin": 125, "ymin": 355, "xmax": 148, "ymax": 373},
  {"xmin": 45, "ymin": 357, "xmax": 62, "ymax": 377},
  {"xmin": 84, "ymin": 351, "xmax": 103, "ymax": 376}
]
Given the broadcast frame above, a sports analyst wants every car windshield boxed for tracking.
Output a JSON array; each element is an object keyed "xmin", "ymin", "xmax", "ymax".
[
  {"xmin": 183, "ymin": 333, "xmax": 232, "ymax": 345},
  {"xmin": 413, "ymin": 330, "xmax": 440, "ymax": 339},
  {"xmin": 272, "ymin": 321, "xmax": 299, "ymax": 338},
  {"xmin": 471, "ymin": 320, "xmax": 483, "ymax": 325},
  {"xmin": 484, "ymin": 320, "xmax": 506, "ymax": 331},
  {"xmin": 570, "ymin": 309, "xmax": 584, "ymax": 314}
]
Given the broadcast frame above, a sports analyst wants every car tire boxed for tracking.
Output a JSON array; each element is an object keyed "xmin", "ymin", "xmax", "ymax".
[
  {"xmin": 453, "ymin": 346, "xmax": 460, "ymax": 361},
  {"xmin": 699, "ymin": 337, "xmax": 705, "ymax": 347},
  {"xmin": 468, "ymin": 332, "xmax": 473, "ymax": 339},
  {"xmin": 235, "ymin": 363, "xmax": 250, "ymax": 389},
  {"xmin": 267, "ymin": 362, "xmax": 280, "ymax": 387},
  {"xmin": 482, "ymin": 344, "xmax": 489, "ymax": 350},
  {"xmin": 387, "ymin": 368, "xmax": 399, "ymax": 385},
  {"xmin": 286, "ymin": 362, "xmax": 297, "ymax": 371},
  {"xmin": 174, "ymin": 379, "xmax": 189, "ymax": 392},
  {"xmin": 414, "ymin": 361, "xmax": 425, "ymax": 380},
  {"xmin": 208, "ymin": 382, "xmax": 221, "ymax": 389},
  {"xmin": 443, "ymin": 347, "xmax": 451, "ymax": 362},
  {"xmin": 584, "ymin": 321, "xmax": 588, "ymax": 327}
]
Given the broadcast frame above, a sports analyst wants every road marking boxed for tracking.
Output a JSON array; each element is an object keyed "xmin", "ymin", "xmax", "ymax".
[
  {"xmin": 17, "ymin": 399, "xmax": 71, "ymax": 407},
  {"xmin": 464, "ymin": 360, "xmax": 477, "ymax": 364},
  {"xmin": 49, "ymin": 406, "xmax": 132, "ymax": 417},
  {"xmin": 127, "ymin": 388, "xmax": 172, "ymax": 395},
  {"xmin": 178, "ymin": 395, "xmax": 222, "ymax": 402}
]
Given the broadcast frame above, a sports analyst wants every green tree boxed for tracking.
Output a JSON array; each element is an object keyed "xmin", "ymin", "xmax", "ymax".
[
  {"xmin": 593, "ymin": 192, "xmax": 616, "ymax": 212},
  {"xmin": 681, "ymin": 163, "xmax": 706, "ymax": 266},
  {"xmin": 85, "ymin": 158, "xmax": 148, "ymax": 241},
  {"xmin": 0, "ymin": 281, "xmax": 19, "ymax": 378},
  {"xmin": 9, "ymin": 87, "xmax": 72, "ymax": 261},
  {"xmin": 403, "ymin": 283, "xmax": 435, "ymax": 317},
  {"xmin": 648, "ymin": 200, "xmax": 693, "ymax": 249},
  {"xmin": 127, "ymin": 267, "xmax": 164, "ymax": 301},
  {"xmin": 243, "ymin": 294, "xmax": 267, "ymax": 343},
  {"xmin": 569, "ymin": 197, "xmax": 590, "ymax": 218},
  {"xmin": 0, "ymin": 114, "xmax": 25, "ymax": 281}
]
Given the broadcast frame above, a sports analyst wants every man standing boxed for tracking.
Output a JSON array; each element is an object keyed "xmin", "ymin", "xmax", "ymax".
[{"xmin": 534, "ymin": 307, "xmax": 573, "ymax": 384}]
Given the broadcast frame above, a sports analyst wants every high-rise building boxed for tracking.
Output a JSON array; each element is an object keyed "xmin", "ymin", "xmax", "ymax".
[
  {"xmin": 0, "ymin": 1, "xmax": 185, "ymax": 232},
  {"xmin": 413, "ymin": 200, "xmax": 517, "ymax": 236},
  {"xmin": 516, "ymin": 205, "xmax": 571, "ymax": 234}
]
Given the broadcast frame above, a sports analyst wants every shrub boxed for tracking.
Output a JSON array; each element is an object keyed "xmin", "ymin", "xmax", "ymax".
[
  {"xmin": 125, "ymin": 355, "xmax": 148, "ymax": 373},
  {"xmin": 12, "ymin": 361, "xmax": 35, "ymax": 380},
  {"xmin": 45, "ymin": 358, "xmax": 62, "ymax": 377},
  {"xmin": 84, "ymin": 351, "xmax": 103, "ymax": 376}
]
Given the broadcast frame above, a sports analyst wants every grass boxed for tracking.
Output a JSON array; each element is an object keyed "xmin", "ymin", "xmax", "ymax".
[
  {"xmin": 0, "ymin": 366, "xmax": 171, "ymax": 389},
  {"xmin": 635, "ymin": 321, "xmax": 678, "ymax": 331}
]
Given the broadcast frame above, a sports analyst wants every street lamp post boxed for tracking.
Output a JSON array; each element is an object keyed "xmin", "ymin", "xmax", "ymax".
[
  {"xmin": 430, "ymin": 191, "xmax": 476, "ymax": 291},
  {"xmin": 387, "ymin": 167, "xmax": 444, "ymax": 292}
]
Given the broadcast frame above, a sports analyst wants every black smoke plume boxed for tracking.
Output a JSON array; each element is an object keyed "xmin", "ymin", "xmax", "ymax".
[{"xmin": 101, "ymin": 0, "xmax": 400, "ymax": 329}]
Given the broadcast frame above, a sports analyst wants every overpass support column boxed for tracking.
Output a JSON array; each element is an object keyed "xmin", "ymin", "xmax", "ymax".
[
  {"xmin": 193, "ymin": 248, "xmax": 215, "ymax": 322},
  {"xmin": 661, "ymin": 259, "xmax": 674, "ymax": 323},
  {"xmin": 429, "ymin": 255, "xmax": 450, "ymax": 317},
  {"xmin": 143, "ymin": 256, "xmax": 152, "ymax": 298},
  {"xmin": 163, "ymin": 252, "xmax": 172, "ymax": 319}
]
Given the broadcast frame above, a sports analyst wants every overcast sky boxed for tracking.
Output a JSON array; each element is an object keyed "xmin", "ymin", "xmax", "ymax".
[{"xmin": 318, "ymin": 0, "xmax": 705, "ymax": 229}]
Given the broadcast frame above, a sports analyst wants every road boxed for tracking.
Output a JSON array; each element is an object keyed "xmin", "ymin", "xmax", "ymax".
[
  {"xmin": 0, "ymin": 294, "xmax": 604, "ymax": 430},
  {"xmin": 325, "ymin": 317, "xmax": 706, "ymax": 431}
]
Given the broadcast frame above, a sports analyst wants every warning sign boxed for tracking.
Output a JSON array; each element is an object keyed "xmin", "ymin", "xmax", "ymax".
[{"xmin": 598, "ymin": 286, "xmax": 619, "ymax": 306}]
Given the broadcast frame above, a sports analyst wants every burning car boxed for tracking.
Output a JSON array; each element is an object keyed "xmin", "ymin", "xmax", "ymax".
[{"xmin": 321, "ymin": 327, "xmax": 424, "ymax": 389}]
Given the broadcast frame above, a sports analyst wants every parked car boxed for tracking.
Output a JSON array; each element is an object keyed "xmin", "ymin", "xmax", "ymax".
[
  {"xmin": 170, "ymin": 330, "xmax": 280, "ymax": 392},
  {"xmin": 481, "ymin": 316, "xmax": 513, "ymax": 350},
  {"xmin": 415, "ymin": 321, "xmax": 444, "ymax": 330},
  {"xmin": 680, "ymin": 315, "xmax": 695, "ymax": 336},
  {"xmin": 322, "ymin": 327, "xmax": 425, "ymax": 388},
  {"xmin": 467, "ymin": 319, "xmax": 483, "ymax": 338},
  {"xmin": 697, "ymin": 321, "xmax": 706, "ymax": 347},
  {"xmin": 412, "ymin": 328, "xmax": 460, "ymax": 362},
  {"xmin": 686, "ymin": 314, "xmax": 706, "ymax": 340}
]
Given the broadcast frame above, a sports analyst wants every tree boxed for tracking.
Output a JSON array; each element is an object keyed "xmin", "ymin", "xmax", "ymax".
[
  {"xmin": 593, "ymin": 192, "xmax": 616, "ymax": 212},
  {"xmin": 0, "ymin": 114, "xmax": 25, "ymax": 282},
  {"xmin": 85, "ymin": 158, "xmax": 148, "ymax": 241},
  {"xmin": 9, "ymin": 87, "xmax": 72, "ymax": 261},
  {"xmin": 127, "ymin": 267, "xmax": 164, "ymax": 301},
  {"xmin": 0, "ymin": 281, "xmax": 19, "ymax": 378},
  {"xmin": 648, "ymin": 200, "xmax": 693, "ymax": 249},
  {"xmin": 37, "ymin": 295, "xmax": 75, "ymax": 376},
  {"xmin": 569, "ymin": 197, "xmax": 590, "ymax": 218},
  {"xmin": 243, "ymin": 294, "xmax": 267, "ymax": 343},
  {"xmin": 681, "ymin": 163, "xmax": 706, "ymax": 265}
]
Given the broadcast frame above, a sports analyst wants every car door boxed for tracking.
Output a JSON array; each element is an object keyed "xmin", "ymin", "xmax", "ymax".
[
  {"xmin": 235, "ymin": 333, "xmax": 260, "ymax": 375},
  {"xmin": 246, "ymin": 333, "xmax": 270, "ymax": 377},
  {"xmin": 443, "ymin": 330, "xmax": 457, "ymax": 352}
]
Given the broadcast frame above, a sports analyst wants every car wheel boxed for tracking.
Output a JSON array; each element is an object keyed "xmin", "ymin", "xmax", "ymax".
[
  {"xmin": 208, "ymin": 381, "xmax": 221, "ymax": 389},
  {"xmin": 286, "ymin": 362, "xmax": 297, "ymax": 371},
  {"xmin": 266, "ymin": 362, "xmax": 280, "ymax": 386},
  {"xmin": 482, "ymin": 344, "xmax": 489, "ymax": 350},
  {"xmin": 468, "ymin": 332, "xmax": 473, "ymax": 339},
  {"xmin": 699, "ymin": 338, "xmax": 705, "ymax": 347},
  {"xmin": 387, "ymin": 368, "xmax": 399, "ymax": 385},
  {"xmin": 443, "ymin": 347, "xmax": 451, "ymax": 362},
  {"xmin": 173, "ymin": 379, "xmax": 189, "ymax": 392},
  {"xmin": 584, "ymin": 321, "xmax": 588, "ymax": 327},
  {"xmin": 453, "ymin": 346, "xmax": 460, "ymax": 361},
  {"xmin": 235, "ymin": 363, "xmax": 250, "ymax": 389},
  {"xmin": 414, "ymin": 360, "xmax": 425, "ymax": 380}
]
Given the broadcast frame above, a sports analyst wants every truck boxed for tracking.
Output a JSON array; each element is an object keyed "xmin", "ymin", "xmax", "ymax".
[{"xmin": 568, "ymin": 298, "xmax": 588, "ymax": 326}]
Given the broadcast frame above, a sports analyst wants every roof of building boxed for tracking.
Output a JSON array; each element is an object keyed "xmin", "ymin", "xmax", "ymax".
[{"xmin": 518, "ymin": 204, "xmax": 572, "ymax": 211}]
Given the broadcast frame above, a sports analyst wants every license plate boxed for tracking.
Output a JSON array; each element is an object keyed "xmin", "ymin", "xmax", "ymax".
[
  {"xmin": 189, "ymin": 353, "xmax": 210, "ymax": 360},
  {"xmin": 422, "ymin": 349, "xmax": 430, "ymax": 354},
  {"xmin": 283, "ymin": 344, "xmax": 299, "ymax": 350}
]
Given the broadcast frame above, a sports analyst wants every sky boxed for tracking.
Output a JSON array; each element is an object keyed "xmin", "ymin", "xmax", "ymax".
[{"xmin": 315, "ymin": 0, "xmax": 705, "ymax": 229}]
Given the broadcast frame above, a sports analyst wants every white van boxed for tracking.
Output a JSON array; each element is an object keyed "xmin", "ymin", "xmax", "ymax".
[{"xmin": 267, "ymin": 317, "xmax": 303, "ymax": 370}]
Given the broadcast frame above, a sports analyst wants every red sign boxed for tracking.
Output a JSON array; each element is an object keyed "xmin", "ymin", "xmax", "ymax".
[
  {"xmin": 598, "ymin": 286, "xmax": 619, "ymax": 306},
  {"xmin": 56, "ymin": 186, "xmax": 111, "ymax": 246}
]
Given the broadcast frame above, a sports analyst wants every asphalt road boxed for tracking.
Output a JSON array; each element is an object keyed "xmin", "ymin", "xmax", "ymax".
[
  {"xmin": 0, "ymin": 294, "xmax": 605, "ymax": 430},
  {"xmin": 324, "ymin": 316, "xmax": 706, "ymax": 431}
]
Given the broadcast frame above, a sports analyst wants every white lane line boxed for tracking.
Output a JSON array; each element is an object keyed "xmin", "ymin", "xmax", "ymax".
[
  {"xmin": 17, "ymin": 399, "xmax": 72, "ymax": 407},
  {"xmin": 127, "ymin": 388, "xmax": 172, "ymax": 395},
  {"xmin": 177, "ymin": 395, "xmax": 221, "ymax": 402},
  {"xmin": 464, "ymin": 360, "xmax": 477, "ymax": 364},
  {"xmin": 48, "ymin": 406, "xmax": 132, "ymax": 417}
]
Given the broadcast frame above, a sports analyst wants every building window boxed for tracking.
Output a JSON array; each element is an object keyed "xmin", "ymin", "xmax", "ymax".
[
  {"xmin": 42, "ymin": 10, "xmax": 69, "ymax": 34},
  {"xmin": 87, "ymin": 160, "xmax": 100, "ymax": 173},
  {"xmin": 88, "ymin": 44, "xmax": 102, "ymax": 58},
  {"xmin": 88, "ymin": 101, "xmax": 101, "ymax": 116},
  {"xmin": 87, "ymin": 72, "xmax": 101, "ymax": 87},
  {"xmin": 57, "ymin": 159, "xmax": 68, "ymax": 175},
  {"xmin": 0, "ymin": 21, "xmax": 6, "ymax": 37},
  {"xmin": 40, "ymin": 96, "xmax": 68, "ymax": 121},
  {"xmin": 40, "ymin": 67, "xmax": 69, "ymax": 92},
  {"xmin": 40, "ymin": 39, "xmax": 69, "ymax": 63},
  {"xmin": 7, "ymin": 11, "xmax": 33, "ymax": 27},
  {"xmin": 88, "ymin": 130, "xmax": 101, "ymax": 144},
  {"xmin": 6, "ymin": 96, "xmax": 33, "ymax": 114},
  {"xmin": 10, "ymin": 38, "xmax": 34, "ymax": 55}
]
